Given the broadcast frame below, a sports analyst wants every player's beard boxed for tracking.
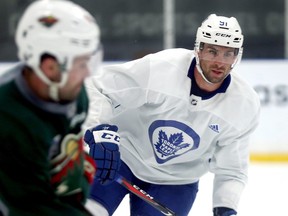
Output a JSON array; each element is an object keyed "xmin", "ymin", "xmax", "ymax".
[{"xmin": 201, "ymin": 63, "xmax": 231, "ymax": 84}]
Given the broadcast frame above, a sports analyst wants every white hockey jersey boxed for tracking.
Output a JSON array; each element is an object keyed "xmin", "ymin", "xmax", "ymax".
[{"xmin": 84, "ymin": 48, "xmax": 260, "ymax": 210}]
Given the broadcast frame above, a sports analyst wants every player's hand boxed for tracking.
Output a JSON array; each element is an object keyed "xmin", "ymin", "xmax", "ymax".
[
  {"xmin": 213, "ymin": 207, "xmax": 237, "ymax": 216},
  {"xmin": 84, "ymin": 124, "xmax": 121, "ymax": 185}
]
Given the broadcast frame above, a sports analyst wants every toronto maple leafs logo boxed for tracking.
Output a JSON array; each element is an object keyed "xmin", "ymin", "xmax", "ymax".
[
  {"xmin": 149, "ymin": 120, "xmax": 200, "ymax": 164},
  {"xmin": 155, "ymin": 130, "xmax": 190, "ymax": 157}
]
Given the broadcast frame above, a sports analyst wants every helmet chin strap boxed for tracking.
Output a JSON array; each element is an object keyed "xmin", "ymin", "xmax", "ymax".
[
  {"xmin": 33, "ymin": 66, "xmax": 68, "ymax": 101},
  {"xmin": 49, "ymin": 84, "xmax": 60, "ymax": 101},
  {"xmin": 194, "ymin": 49, "xmax": 214, "ymax": 85},
  {"xmin": 195, "ymin": 63, "xmax": 214, "ymax": 85},
  {"xmin": 48, "ymin": 73, "xmax": 68, "ymax": 101}
]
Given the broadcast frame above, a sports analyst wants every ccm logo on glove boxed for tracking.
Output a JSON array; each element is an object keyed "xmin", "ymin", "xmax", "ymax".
[{"xmin": 92, "ymin": 130, "xmax": 120, "ymax": 145}]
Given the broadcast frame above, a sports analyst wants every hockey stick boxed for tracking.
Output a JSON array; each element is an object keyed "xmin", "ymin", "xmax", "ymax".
[{"xmin": 116, "ymin": 175, "xmax": 177, "ymax": 216}]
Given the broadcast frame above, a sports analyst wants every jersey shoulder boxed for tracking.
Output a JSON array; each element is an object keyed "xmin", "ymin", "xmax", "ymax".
[
  {"xmin": 149, "ymin": 48, "xmax": 194, "ymax": 71},
  {"xmin": 230, "ymin": 71, "xmax": 260, "ymax": 109},
  {"xmin": 217, "ymin": 71, "xmax": 261, "ymax": 130}
]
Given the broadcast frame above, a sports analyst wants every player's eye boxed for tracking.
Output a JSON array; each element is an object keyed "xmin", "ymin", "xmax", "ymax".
[
  {"xmin": 224, "ymin": 51, "xmax": 234, "ymax": 58},
  {"xmin": 207, "ymin": 49, "xmax": 217, "ymax": 57}
]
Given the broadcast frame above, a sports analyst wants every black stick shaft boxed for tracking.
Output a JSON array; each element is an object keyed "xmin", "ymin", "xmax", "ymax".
[{"xmin": 116, "ymin": 175, "xmax": 176, "ymax": 216}]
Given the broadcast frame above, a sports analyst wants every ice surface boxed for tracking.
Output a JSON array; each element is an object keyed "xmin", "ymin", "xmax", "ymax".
[{"xmin": 113, "ymin": 163, "xmax": 288, "ymax": 215}]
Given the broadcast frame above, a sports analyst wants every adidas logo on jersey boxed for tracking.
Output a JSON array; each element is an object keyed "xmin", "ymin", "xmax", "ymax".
[{"xmin": 209, "ymin": 124, "xmax": 220, "ymax": 133}]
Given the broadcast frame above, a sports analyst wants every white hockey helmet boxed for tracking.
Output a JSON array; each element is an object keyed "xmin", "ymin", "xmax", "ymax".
[
  {"xmin": 195, "ymin": 14, "xmax": 243, "ymax": 49},
  {"xmin": 194, "ymin": 14, "xmax": 244, "ymax": 84},
  {"xmin": 16, "ymin": 0, "xmax": 101, "ymax": 100}
]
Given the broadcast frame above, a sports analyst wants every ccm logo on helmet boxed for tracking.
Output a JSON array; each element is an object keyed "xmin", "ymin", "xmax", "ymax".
[{"xmin": 215, "ymin": 33, "xmax": 231, "ymax": 38}]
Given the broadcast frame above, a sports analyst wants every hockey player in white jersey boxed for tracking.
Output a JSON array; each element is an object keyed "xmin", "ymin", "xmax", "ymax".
[{"xmin": 83, "ymin": 14, "xmax": 260, "ymax": 216}]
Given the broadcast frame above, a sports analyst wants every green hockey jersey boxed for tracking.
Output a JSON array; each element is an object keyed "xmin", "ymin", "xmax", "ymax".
[{"xmin": 0, "ymin": 65, "xmax": 95, "ymax": 216}]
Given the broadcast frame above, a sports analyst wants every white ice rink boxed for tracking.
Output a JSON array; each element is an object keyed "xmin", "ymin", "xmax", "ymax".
[{"xmin": 113, "ymin": 163, "xmax": 288, "ymax": 215}]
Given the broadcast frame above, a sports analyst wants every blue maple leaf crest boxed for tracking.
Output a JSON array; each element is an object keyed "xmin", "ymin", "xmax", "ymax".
[{"xmin": 154, "ymin": 130, "xmax": 190, "ymax": 157}]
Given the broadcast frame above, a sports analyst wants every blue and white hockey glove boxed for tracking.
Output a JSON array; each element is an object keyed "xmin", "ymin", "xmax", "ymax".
[
  {"xmin": 84, "ymin": 124, "xmax": 121, "ymax": 185},
  {"xmin": 213, "ymin": 207, "xmax": 237, "ymax": 216}
]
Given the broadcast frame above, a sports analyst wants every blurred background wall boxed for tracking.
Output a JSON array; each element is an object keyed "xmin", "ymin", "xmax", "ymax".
[{"xmin": 0, "ymin": 0, "xmax": 284, "ymax": 61}]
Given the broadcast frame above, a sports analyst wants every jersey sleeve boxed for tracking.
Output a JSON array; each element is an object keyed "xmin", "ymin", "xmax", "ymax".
[
  {"xmin": 209, "ymin": 105, "xmax": 260, "ymax": 210},
  {"xmin": 83, "ymin": 57, "xmax": 152, "ymax": 130}
]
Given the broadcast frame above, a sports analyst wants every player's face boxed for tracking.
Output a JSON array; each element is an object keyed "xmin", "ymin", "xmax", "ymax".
[
  {"xmin": 198, "ymin": 44, "xmax": 237, "ymax": 83},
  {"xmin": 59, "ymin": 55, "xmax": 91, "ymax": 101}
]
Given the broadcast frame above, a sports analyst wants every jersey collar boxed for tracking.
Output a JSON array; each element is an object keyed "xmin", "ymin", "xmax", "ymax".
[{"xmin": 188, "ymin": 58, "xmax": 231, "ymax": 100}]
